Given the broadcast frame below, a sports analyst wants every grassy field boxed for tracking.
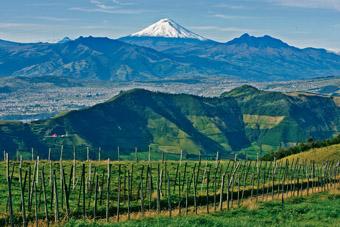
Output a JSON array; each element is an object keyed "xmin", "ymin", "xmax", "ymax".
[
  {"xmin": 0, "ymin": 158, "xmax": 338, "ymax": 226},
  {"xmin": 65, "ymin": 187, "xmax": 340, "ymax": 227},
  {"xmin": 280, "ymin": 144, "xmax": 340, "ymax": 163}
]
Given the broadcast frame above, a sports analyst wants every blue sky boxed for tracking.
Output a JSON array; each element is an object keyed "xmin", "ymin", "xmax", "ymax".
[{"xmin": 1, "ymin": 0, "xmax": 340, "ymax": 51}]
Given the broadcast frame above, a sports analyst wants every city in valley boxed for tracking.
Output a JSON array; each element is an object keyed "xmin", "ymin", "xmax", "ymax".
[{"xmin": 1, "ymin": 76, "xmax": 339, "ymax": 121}]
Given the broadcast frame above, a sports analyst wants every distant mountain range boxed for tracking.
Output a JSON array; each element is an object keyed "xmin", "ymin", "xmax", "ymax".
[
  {"xmin": 1, "ymin": 85, "xmax": 339, "ymax": 159},
  {"xmin": 1, "ymin": 18, "xmax": 340, "ymax": 81}
]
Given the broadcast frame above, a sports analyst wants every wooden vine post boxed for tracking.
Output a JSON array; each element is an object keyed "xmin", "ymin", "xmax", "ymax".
[
  {"xmin": 117, "ymin": 164, "xmax": 121, "ymax": 222},
  {"xmin": 106, "ymin": 159, "xmax": 111, "ymax": 222}
]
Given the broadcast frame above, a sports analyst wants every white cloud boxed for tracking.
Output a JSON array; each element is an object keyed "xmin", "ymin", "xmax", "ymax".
[
  {"xmin": 212, "ymin": 14, "xmax": 253, "ymax": 20},
  {"xmin": 70, "ymin": 0, "xmax": 147, "ymax": 14},
  {"xmin": 272, "ymin": 0, "xmax": 340, "ymax": 11},
  {"xmin": 328, "ymin": 48, "xmax": 340, "ymax": 54},
  {"xmin": 90, "ymin": 0, "xmax": 118, "ymax": 10},
  {"xmin": 33, "ymin": 16, "xmax": 78, "ymax": 22},
  {"xmin": 89, "ymin": 0, "xmax": 134, "ymax": 10},
  {"xmin": 0, "ymin": 23, "xmax": 44, "ymax": 30},
  {"xmin": 111, "ymin": 0, "xmax": 135, "ymax": 6},
  {"xmin": 213, "ymin": 3, "xmax": 246, "ymax": 10},
  {"xmin": 69, "ymin": 7, "xmax": 150, "ymax": 14}
]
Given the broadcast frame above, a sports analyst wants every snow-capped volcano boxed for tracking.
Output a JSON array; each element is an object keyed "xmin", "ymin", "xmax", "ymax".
[{"xmin": 130, "ymin": 18, "xmax": 207, "ymax": 40}]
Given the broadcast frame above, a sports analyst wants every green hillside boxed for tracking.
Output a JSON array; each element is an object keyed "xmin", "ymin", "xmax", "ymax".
[
  {"xmin": 280, "ymin": 144, "xmax": 340, "ymax": 163},
  {"xmin": 222, "ymin": 85, "xmax": 340, "ymax": 158},
  {"xmin": 0, "ymin": 86, "xmax": 339, "ymax": 160}
]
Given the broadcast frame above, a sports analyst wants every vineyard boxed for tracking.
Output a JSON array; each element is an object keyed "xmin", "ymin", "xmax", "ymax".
[{"xmin": 1, "ymin": 153, "xmax": 339, "ymax": 226}]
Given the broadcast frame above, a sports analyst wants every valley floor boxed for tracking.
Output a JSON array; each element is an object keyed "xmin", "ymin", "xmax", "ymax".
[{"xmin": 66, "ymin": 186, "xmax": 340, "ymax": 227}]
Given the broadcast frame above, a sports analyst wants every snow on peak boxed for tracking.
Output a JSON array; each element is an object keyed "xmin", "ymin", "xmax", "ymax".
[
  {"xmin": 58, "ymin": 37, "xmax": 72, "ymax": 43},
  {"xmin": 130, "ymin": 18, "xmax": 207, "ymax": 40}
]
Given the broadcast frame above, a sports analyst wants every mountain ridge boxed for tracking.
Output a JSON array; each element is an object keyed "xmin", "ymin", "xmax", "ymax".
[
  {"xmin": 0, "ymin": 86, "xmax": 339, "ymax": 159},
  {"xmin": 1, "ymin": 18, "xmax": 340, "ymax": 81},
  {"xmin": 0, "ymin": 36, "xmax": 205, "ymax": 80},
  {"xmin": 226, "ymin": 33, "xmax": 291, "ymax": 48}
]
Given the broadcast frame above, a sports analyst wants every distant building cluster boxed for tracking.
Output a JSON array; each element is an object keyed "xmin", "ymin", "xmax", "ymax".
[{"xmin": 0, "ymin": 77, "xmax": 338, "ymax": 122}]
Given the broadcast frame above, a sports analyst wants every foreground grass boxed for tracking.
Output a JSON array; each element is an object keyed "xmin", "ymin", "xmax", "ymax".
[{"xmin": 66, "ymin": 188, "xmax": 340, "ymax": 227}]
